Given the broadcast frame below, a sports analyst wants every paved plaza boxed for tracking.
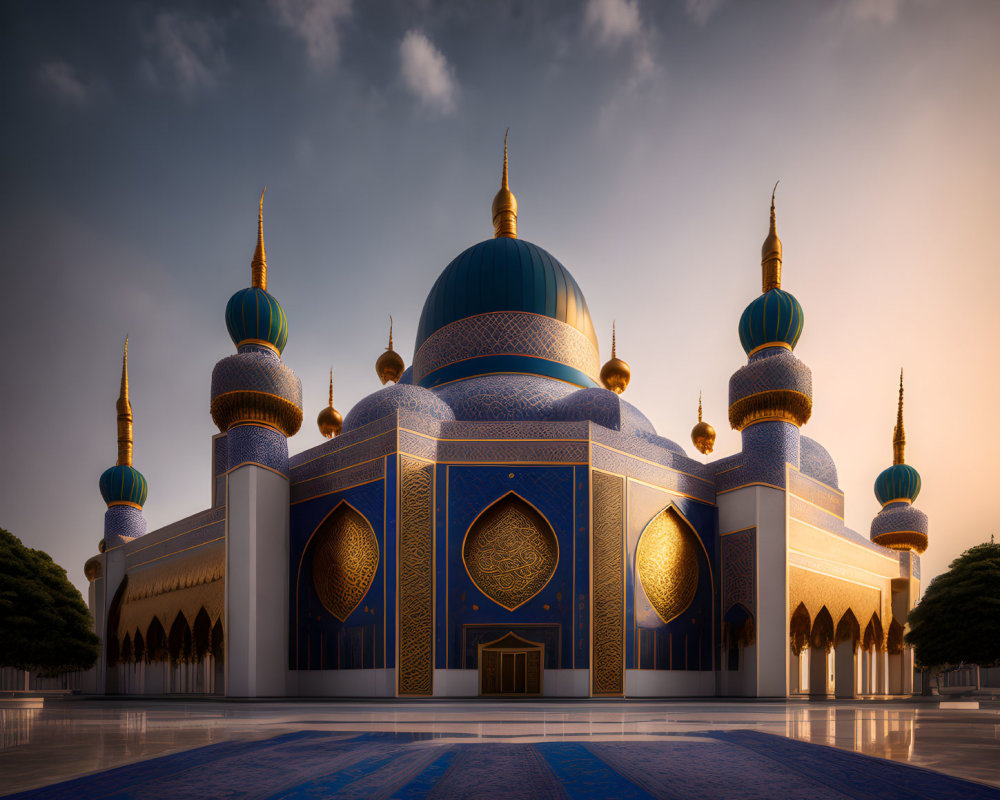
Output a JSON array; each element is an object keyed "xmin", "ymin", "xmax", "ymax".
[{"xmin": 1, "ymin": 697, "xmax": 998, "ymax": 797}]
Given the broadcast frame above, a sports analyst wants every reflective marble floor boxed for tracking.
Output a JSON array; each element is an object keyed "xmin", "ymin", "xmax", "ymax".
[{"xmin": 1, "ymin": 698, "xmax": 998, "ymax": 795}]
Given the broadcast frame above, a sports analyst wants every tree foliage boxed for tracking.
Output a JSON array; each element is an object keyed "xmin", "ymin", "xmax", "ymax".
[
  {"xmin": 906, "ymin": 541, "xmax": 1000, "ymax": 668},
  {"xmin": 0, "ymin": 527, "xmax": 99, "ymax": 674}
]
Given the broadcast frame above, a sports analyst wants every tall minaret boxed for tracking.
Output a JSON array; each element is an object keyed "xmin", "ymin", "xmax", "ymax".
[
  {"xmin": 99, "ymin": 337, "xmax": 148, "ymax": 549},
  {"xmin": 870, "ymin": 370, "xmax": 928, "ymax": 553},
  {"xmin": 210, "ymin": 191, "xmax": 302, "ymax": 697}
]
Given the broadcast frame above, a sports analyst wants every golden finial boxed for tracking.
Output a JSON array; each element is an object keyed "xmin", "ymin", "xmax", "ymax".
[
  {"xmin": 116, "ymin": 336, "xmax": 133, "ymax": 467},
  {"xmin": 761, "ymin": 180, "xmax": 782, "ymax": 292},
  {"xmin": 691, "ymin": 390, "xmax": 716, "ymax": 455},
  {"xmin": 375, "ymin": 315, "xmax": 405, "ymax": 384},
  {"xmin": 491, "ymin": 129, "xmax": 518, "ymax": 239},
  {"xmin": 600, "ymin": 321, "xmax": 631, "ymax": 394},
  {"xmin": 317, "ymin": 367, "xmax": 343, "ymax": 438},
  {"xmin": 892, "ymin": 369, "xmax": 906, "ymax": 465},
  {"xmin": 251, "ymin": 188, "xmax": 267, "ymax": 291}
]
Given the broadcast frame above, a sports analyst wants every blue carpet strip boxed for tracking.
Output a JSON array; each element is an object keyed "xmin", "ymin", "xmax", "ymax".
[{"xmin": 5, "ymin": 730, "xmax": 998, "ymax": 800}]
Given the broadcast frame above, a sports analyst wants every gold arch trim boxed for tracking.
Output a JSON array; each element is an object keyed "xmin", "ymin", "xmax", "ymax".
[{"xmin": 636, "ymin": 504, "xmax": 701, "ymax": 625}]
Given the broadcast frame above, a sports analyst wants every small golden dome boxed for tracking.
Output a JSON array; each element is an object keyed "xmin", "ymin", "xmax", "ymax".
[
  {"xmin": 375, "ymin": 316, "xmax": 405, "ymax": 385},
  {"xmin": 317, "ymin": 368, "xmax": 343, "ymax": 438},
  {"xmin": 599, "ymin": 322, "xmax": 630, "ymax": 394},
  {"xmin": 691, "ymin": 392, "xmax": 716, "ymax": 454}
]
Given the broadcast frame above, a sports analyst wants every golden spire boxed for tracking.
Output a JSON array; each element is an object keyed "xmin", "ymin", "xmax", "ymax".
[
  {"xmin": 317, "ymin": 367, "xmax": 343, "ymax": 438},
  {"xmin": 892, "ymin": 369, "xmax": 906, "ymax": 465},
  {"xmin": 600, "ymin": 321, "xmax": 631, "ymax": 394},
  {"xmin": 116, "ymin": 336, "xmax": 133, "ymax": 467},
  {"xmin": 761, "ymin": 181, "xmax": 782, "ymax": 292},
  {"xmin": 491, "ymin": 129, "xmax": 518, "ymax": 239},
  {"xmin": 376, "ymin": 315, "xmax": 405, "ymax": 384},
  {"xmin": 691, "ymin": 390, "xmax": 717, "ymax": 455},
  {"xmin": 251, "ymin": 188, "xmax": 267, "ymax": 291}
]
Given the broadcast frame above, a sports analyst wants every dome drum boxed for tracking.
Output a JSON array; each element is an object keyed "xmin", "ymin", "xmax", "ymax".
[
  {"xmin": 729, "ymin": 348, "xmax": 812, "ymax": 430},
  {"xmin": 210, "ymin": 351, "xmax": 303, "ymax": 436}
]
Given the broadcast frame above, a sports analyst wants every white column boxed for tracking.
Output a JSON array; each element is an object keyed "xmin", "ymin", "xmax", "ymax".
[{"xmin": 225, "ymin": 464, "xmax": 290, "ymax": 697}]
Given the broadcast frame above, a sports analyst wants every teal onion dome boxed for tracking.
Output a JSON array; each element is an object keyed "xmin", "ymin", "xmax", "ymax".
[
  {"xmin": 412, "ymin": 237, "xmax": 600, "ymax": 388},
  {"xmin": 99, "ymin": 464, "xmax": 148, "ymax": 508},
  {"xmin": 738, "ymin": 289, "xmax": 804, "ymax": 355},
  {"xmin": 225, "ymin": 287, "xmax": 288, "ymax": 354},
  {"xmin": 874, "ymin": 463, "xmax": 921, "ymax": 506}
]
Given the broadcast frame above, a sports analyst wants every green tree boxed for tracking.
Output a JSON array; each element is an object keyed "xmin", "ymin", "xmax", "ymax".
[
  {"xmin": 0, "ymin": 527, "xmax": 99, "ymax": 675},
  {"xmin": 906, "ymin": 541, "xmax": 1000, "ymax": 669}
]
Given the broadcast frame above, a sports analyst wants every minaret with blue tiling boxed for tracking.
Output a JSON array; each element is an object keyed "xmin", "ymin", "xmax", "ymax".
[
  {"xmin": 100, "ymin": 337, "xmax": 148, "ymax": 549},
  {"xmin": 871, "ymin": 371, "xmax": 928, "ymax": 553},
  {"xmin": 210, "ymin": 190, "xmax": 302, "ymax": 697},
  {"xmin": 728, "ymin": 185, "xmax": 813, "ymax": 481}
]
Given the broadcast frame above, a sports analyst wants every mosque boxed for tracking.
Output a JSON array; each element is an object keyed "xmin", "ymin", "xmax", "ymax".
[{"xmin": 82, "ymin": 143, "xmax": 928, "ymax": 698}]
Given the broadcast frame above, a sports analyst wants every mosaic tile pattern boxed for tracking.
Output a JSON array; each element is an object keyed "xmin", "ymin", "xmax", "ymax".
[
  {"xmin": 592, "ymin": 471, "xmax": 624, "ymax": 695},
  {"xmin": 104, "ymin": 505, "xmax": 146, "ymax": 544},
  {"xmin": 292, "ymin": 429, "xmax": 396, "ymax": 485},
  {"xmin": 341, "ymin": 383, "xmax": 454, "ymax": 434},
  {"xmin": 739, "ymin": 421, "xmax": 799, "ymax": 486},
  {"xmin": 398, "ymin": 429, "xmax": 438, "ymax": 461},
  {"xmin": 397, "ymin": 456, "xmax": 434, "ymax": 695},
  {"xmin": 437, "ymin": 438, "xmax": 588, "ymax": 464},
  {"xmin": 787, "ymin": 467, "xmax": 845, "ymax": 518},
  {"xmin": 227, "ymin": 423, "xmax": 289, "ymax": 474},
  {"xmin": 123, "ymin": 506, "xmax": 225, "ymax": 564},
  {"xmin": 729, "ymin": 347, "xmax": 812, "ymax": 405},
  {"xmin": 439, "ymin": 419, "xmax": 588, "ymax": 440},
  {"xmin": 413, "ymin": 311, "xmax": 601, "ymax": 385},
  {"xmin": 799, "ymin": 436, "xmax": 839, "ymax": 489},
  {"xmin": 290, "ymin": 458, "xmax": 386, "ymax": 505},
  {"xmin": 212, "ymin": 435, "xmax": 228, "ymax": 479},
  {"xmin": 589, "ymin": 424, "xmax": 695, "ymax": 467},
  {"xmin": 591, "ymin": 443, "xmax": 715, "ymax": 504},
  {"xmin": 210, "ymin": 350, "xmax": 302, "ymax": 408},
  {"xmin": 551, "ymin": 388, "xmax": 657, "ymax": 437},
  {"xmin": 870, "ymin": 503, "xmax": 928, "ymax": 537},
  {"xmin": 435, "ymin": 374, "xmax": 577, "ymax": 421},
  {"xmin": 722, "ymin": 528, "xmax": 755, "ymax": 615}
]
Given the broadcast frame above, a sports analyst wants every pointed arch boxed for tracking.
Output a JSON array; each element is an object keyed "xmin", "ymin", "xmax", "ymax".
[
  {"xmin": 133, "ymin": 631, "xmax": 145, "ymax": 663},
  {"xmin": 210, "ymin": 619, "xmax": 224, "ymax": 664},
  {"xmin": 106, "ymin": 576, "xmax": 128, "ymax": 667},
  {"xmin": 887, "ymin": 618, "xmax": 904, "ymax": 655},
  {"xmin": 724, "ymin": 603, "xmax": 756, "ymax": 649},
  {"xmin": 790, "ymin": 602, "xmax": 811, "ymax": 655},
  {"xmin": 810, "ymin": 606, "xmax": 835, "ymax": 652},
  {"xmin": 309, "ymin": 500, "xmax": 380, "ymax": 622},
  {"xmin": 145, "ymin": 617, "xmax": 168, "ymax": 663},
  {"xmin": 463, "ymin": 492, "xmax": 558, "ymax": 611},
  {"xmin": 121, "ymin": 633, "xmax": 133, "ymax": 664},
  {"xmin": 865, "ymin": 613, "xmax": 884, "ymax": 651},
  {"xmin": 636, "ymin": 503, "xmax": 702, "ymax": 624},
  {"xmin": 193, "ymin": 608, "xmax": 212, "ymax": 663},
  {"xmin": 835, "ymin": 609, "xmax": 862, "ymax": 652},
  {"xmin": 168, "ymin": 612, "xmax": 193, "ymax": 665}
]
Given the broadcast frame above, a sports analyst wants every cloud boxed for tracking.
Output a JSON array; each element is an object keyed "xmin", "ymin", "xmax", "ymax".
[
  {"xmin": 141, "ymin": 12, "xmax": 226, "ymax": 94},
  {"xmin": 399, "ymin": 30, "xmax": 457, "ymax": 115},
  {"xmin": 269, "ymin": 0, "xmax": 352, "ymax": 69},
  {"xmin": 585, "ymin": 0, "xmax": 640, "ymax": 47},
  {"xmin": 684, "ymin": 0, "xmax": 725, "ymax": 26},
  {"xmin": 38, "ymin": 61, "xmax": 91, "ymax": 105}
]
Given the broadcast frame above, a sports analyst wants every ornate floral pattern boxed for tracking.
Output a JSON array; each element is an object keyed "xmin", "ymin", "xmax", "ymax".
[{"xmin": 311, "ymin": 503, "xmax": 380, "ymax": 622}]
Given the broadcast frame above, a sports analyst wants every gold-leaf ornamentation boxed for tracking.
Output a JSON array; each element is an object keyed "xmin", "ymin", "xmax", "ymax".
[
  {"xmin": 636, "ymin": 506, "xmax": 700, "ymax": 624},
  {"xmin": 311, "ymin": 503, "xmax": 379, "ymax": 622}
]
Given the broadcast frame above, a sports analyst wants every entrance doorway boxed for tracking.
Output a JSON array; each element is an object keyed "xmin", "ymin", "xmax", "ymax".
[{"xmin": 478, "ymin": 633, "xmax": 544, "ymax": 696}]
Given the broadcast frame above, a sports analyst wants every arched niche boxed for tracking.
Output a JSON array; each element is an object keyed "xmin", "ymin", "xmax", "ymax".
[
  {"xmin": 463, "ymin": 492, "xmax": 559, "ymax": 611},
  {"xmin": 635, "ymin": 505, "xmax": 700, "ymax": 624},
  {"xmin": 790, "ymin": 602, "xmax": 812, "ymax": 656},
  {"xmin": 310, "ymin": 501, "xmax": 380, "ymax": 622}
]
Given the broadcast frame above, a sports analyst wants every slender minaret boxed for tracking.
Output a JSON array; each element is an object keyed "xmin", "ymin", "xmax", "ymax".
[{"xmin": 210, "ymin": 191, "xmax": 303, "ymax": 697}]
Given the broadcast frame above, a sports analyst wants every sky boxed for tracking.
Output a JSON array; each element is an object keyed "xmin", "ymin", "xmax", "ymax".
[{"xmin": 1, "ymin": 0, "xmax": 998, "ymax": 598}]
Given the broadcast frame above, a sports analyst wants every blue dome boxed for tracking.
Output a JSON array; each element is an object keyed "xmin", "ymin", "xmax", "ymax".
[
  {"xmin": 225, "ymin": 287, "xmax": 288, "ymax": 354},
  {"xmin": 874, "ymin": 463, "xmax": 921, "ymax": 506},
  {"xmin": 99, "ymin": 465, "xmax": 148, "ymax": 508},
  {"xmin": 800, "ymin": 436, "xmax": 839, "ymax": 489},
  {"xmin": 412, "ymin": 238, "xmax": 600, "ymax": 388},
  {"xmin": 738, "ymin": 289, "xmax": 804, "ymax": 355},
  {"xmin": 342, "ymin": 383, "xmax": 455, "ymax": 434},
  {"xmin": 435, "ymin": 374, "xmax": 576, "ymax": 422}
]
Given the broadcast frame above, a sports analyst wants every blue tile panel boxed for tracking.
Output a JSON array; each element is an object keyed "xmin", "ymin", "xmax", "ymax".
[
  {"xmin": 729, "ymin": 347, "xmax": 812, "ymax": 406},
  {"xmin": 799, "ymin": 435, "xmax": 839, "ymax": 489},
  {"xmin": 290, "ymin": 478, "xmax": 390, "ymax": 670},
  {"xmin": 738, "ymin": 288, "xmax": 804, "ymax": 354},
  {"xmin": 738, "ymin": 420, "xmax": 800, "ymax": 487},
  {"xmin": 213, "ymin": 434, "xmax": 228, "ymax": 478},
  {"xmin": 435, "ymin": 374, "xmax": 577, "ymax": 421},
  {"xmin": 103, "ymin": 504, "xmax": 146, "ymax": 547},
  {"xmin": 210, "ymin": 349, "xmax": 302, "ymax": 409},
  {"xmin": 722, "ymin": 528, "xmax": 756, "ymax": 616},
  {"xmin": 341, "ymin": 383, "xmax": 455, "ymax": 434},
  {"xmin": 870, "ymin": 503, "xmax": 928, "ymax": 538},
  {"xmin": 227, "ymin": 424, "xmax": 289, "ymax": 474}
]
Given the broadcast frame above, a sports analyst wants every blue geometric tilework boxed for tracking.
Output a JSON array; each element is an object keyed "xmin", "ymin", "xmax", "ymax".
[
  {"xmin": 123, "ymin": 505, "xmax": 225, "ymax": 565},
  {"xmin": 210, "ymin": 349, "xmax": 302, "ymax": 408},
  {"xmin": 438, "ymin": 438, "xmax": 588, "ymax": 464},
  {"xmin": 799, "ymin": 436, "xmax": 839, "ymax": 489},
  {"xmin": 228, "ymin": 424, "xmax": 288, "ymax": 474},
  {"xmin": 589, "ymin": 424, "xmax": 700, "ymax": 472},
  {"xmin": 290, "ymin": 458, "xmax": 386, "ymax": 505},
  {"xmin": 591, "ymin": 443, "xmax": 715, "ymax": 504},
  {"xmin": 729, "ymin": 347, "xmax": 812, "ymax": 405},
  {"xmin": 787, "ymin": 467, "xmax": 845, "ymax": 518},
  {"xmin": 722, "ymin": 528, "xmax": 755, "ymax": 615},
  {"xmin": 341, "ymin": 383, "xmax": 454, "ymax": 434},
  {"xmin": 292, "ymin": 429, "xmax": 396, "ymax": 485},
  {"xmin": 212, "ymin": 434, "xmax": 228, "ymax": 478},
  {"xmin": 103, "ymin": 504, "xmax": 146, "ymax": 546},
  {"xmin": 415, "ymin": 311, "xmax": 601, "ymax": 388},
  {"xmin": 435, "ymin": 374, "xmax": 577, "ymax": 421},
  {"xmin": 739, "ymin": 421, "xmax": 799, "ymax": 486},
  {"xmin": 870, "ymin": 503, "xmax": 928, "ymax": 538},
  {"xmin": 550, "ymin": 388, "xmax": 657, "ymax": 437}
]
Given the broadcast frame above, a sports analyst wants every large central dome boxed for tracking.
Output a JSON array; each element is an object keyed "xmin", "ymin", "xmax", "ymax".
[{"xmin": 413, "ymin": 237, "xmax": 600, "ymax": 388}]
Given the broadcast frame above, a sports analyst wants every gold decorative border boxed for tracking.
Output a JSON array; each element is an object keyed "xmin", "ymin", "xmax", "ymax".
[
  {"xmin": 397, "ymin": 455, "xmax": 435, "ymax": 696},
  {"xmin": 748, "ymin": 341, "xmax": 792, "ymax": 356},
  {"xmin": 591, "ymin": 470, "xmax": 624, "ymax": 696},
  {"xmin": 306, "ymin": 500, "xmax": 380, "ymax": 622},
  {"xmin": 460, "ymin": 491, "xmax": 560, "ymax": 612},
  {"xmin": 108, "ymin": 500, "xmax": 143, "ymax": 510},
  {"xmin": 236, "ymin": 337, "xmax": 280, "ymax": 354}
]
